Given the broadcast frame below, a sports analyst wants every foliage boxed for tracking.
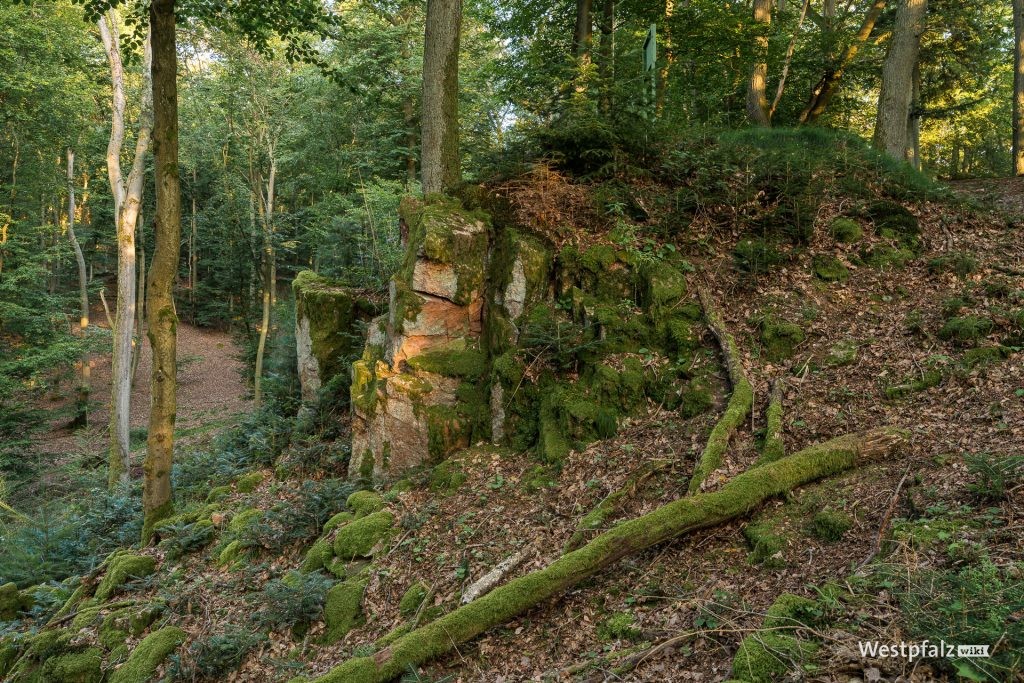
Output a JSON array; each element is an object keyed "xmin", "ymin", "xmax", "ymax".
[
  {"xmin": 252, "ymin": 570, "xmax": 335, "ymax": 631},
  {"xmin": 167, "ymin": 628, "xmax": 267, "ymax": 682},
  {"xmin": 236, "ymin": 478, "xmax": 357, "ymax": 553},
  {"xmin": 964, "ymin": 453, "xmax": 1024, "ymax": 502}
]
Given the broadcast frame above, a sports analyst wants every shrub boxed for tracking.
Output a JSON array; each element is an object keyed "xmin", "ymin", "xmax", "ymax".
[
  {"xmin": 252, "ymin": 570, "xmax": 335, "ymax": 631},
  {"xmin": 734, "ymin": 239, "xmax": 785, "ymax": 275},
  {"xmin": 168, "ymin": 628, "xmax": 266, "ymax": 681},
  {"xmin": 237, "ymin": 479, "xmax": 356, "ymax": 553}
]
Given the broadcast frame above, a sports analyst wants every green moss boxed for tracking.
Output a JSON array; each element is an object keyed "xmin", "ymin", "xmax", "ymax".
[
  {"xmin": 731, "ymin": 594, "xmax": 820, "ymax": 682},
  {"xmin": 324, "ymin": 511, "xmax": 355, "ymax": 534},
  {"xmin": 826, "ymin": 339, "xmax": 858, "ymax": 366},
  {"xmin": 884, "ymin": 369, "xmax": 943, "ymax": 399},
  {"xmin": 743, "ymin": 522, "xmax": 785, "ymax": 566},
  {"xmin": 109, "ymin": 627, "xmax": 186, "ymax": 683},
  {"xmin": 300, "ymin": 538, "xmax": 336, "ymax": 573},
  {"xmin": 760, "ymin": 396, "xmax": 785, "ymax": 465},
  {"xmin": 828, "ymin": 218, "xmax": 862, "ymax": 243},
  {"xmin": 597, "ymin": 612, "xmax": 641, "ymax": 642},
  {"xmin": 689, "ymin": 378, "xmax": 753, "ymax": 494},
  {"xmin": 217, "ymin": 540, "xmax": 245, "ymax": 567},
  {"xmin": 811, "ymin": 255, "xmax": 848, "ymax": 283},
  {"xmin": 961, "ymin": 345, "xmax": 1011, "ymax": 369},
  {"xmin": 228, "ymin": 508, "xmax": 261, "ymax": 534},
  {"xmin": 322, "ymin": 576, "xmax": 369, "ymax": 644},
  {"xmin": 640, "ymin": 261, "xmax": 688, "ymax": 312},
  {"xmin": 429, "ymin": 458, "xmax": 467, "ymax": 493},
  {"xmin": 0, "ymin": 641, "xmax": 18, "ymax": 678},
  {"xmin": 809, "ymin": 509, "xmax": 852, "ymax": 542},
  {"xmin": 680, "ymin": 380, "xmax": 713, "ymax": 418},
  {"xmin": 939, "ymin": 316, "xmax": 993, "ymax": 346},
  {"xmin": 426, "ymin": 404, "xmax": 473, "ymax": 460},
  {"xmin": 206, "ymin": 485, "xmax": 232, "ymax": 503},
  {"xmin": 236, "ymin": 471, "xmax": 266, "ymax": 493},
  {"xmin": 927, "ymin": 252, "xmax": 978, "ymax": 278},
  {"xmin": 96, "ymin": 554, "xmax": 157, "ymax": 601},
  {"xmin": 407, "ymin": 346, "xmax": 487, "ymax": 380},
  {"xmin": 141, "ymin": 499, "xmax": 174, "ymax": 545},
  {"xmin": 861, "ymin": 244, "xmax": 913, "ymax": 270},
  {"xmin": 350, "ymin": 360, "xmax": 380, "ymax": 418},
  {"xmin": 866, "ymin": 200, "xmax": 919, "ymax": 248},
  {"xmin": 399, "ymin": 581, "xmax": 430, "ymax": 617},
  {"xmin": 333, "ymin": 510, "xmax": 395, "ymax": 560},
  {"xmin": 42, "ymin": 647, "xmax": 103, "ymax": 683},
  {"xmin": 0, "ymin": 582, "xmax": 32, "ymax": 620},
  {"xmin": 127, "ymin": 603, "xmax": 165, "ymax": 636},
  {"xmin": 346, "ymin": 490, "xmax": 385, "ymax": 518},
  {"xmin": 760, "ymin": 319, "xmax": 805, "ymax": 361}
]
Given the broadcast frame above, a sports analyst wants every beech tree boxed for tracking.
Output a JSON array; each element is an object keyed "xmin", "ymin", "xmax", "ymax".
[
  {"xmin": 421, "ymin": 0, "xmax": 463, "ymax": 195},
  {"xmin": 874, "ymin": 0, "xmax": 929, "ymax": 160},
  {"xmin": 65, "ymin": 148, "xmax": 90, "ymax": 427},
  {"xmin": 1014, "ymin": 0, "xmax": 1024, "ymax": 175},
  {"xmin": 746, "ymin": 0, "xmax": 772, "ymax": 126}
]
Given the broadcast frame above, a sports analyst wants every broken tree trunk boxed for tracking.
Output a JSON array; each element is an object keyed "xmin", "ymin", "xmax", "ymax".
[
  {"xmin": 689, "ymin": 285, "xmax": 754, "ymax": 494},
  {"xmin": 311, "ymin": 428, "xmax": 905, "ymax": 683},
  {"xmin": 758, "ymin": 377, "xmax": 786, "ymax": 465}
]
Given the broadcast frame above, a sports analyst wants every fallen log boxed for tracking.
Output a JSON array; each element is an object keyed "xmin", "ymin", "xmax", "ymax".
[
  {"xmin": 689, "ymin": 285, "xmax": 754, "ymax": 494},
  {"xmin": 310, "ymin": 428, "xmax": 905, "ymax": 683}
]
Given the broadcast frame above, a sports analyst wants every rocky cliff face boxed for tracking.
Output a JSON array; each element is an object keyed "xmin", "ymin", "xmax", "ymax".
[{"xmin": 336, "ymin": 194, "xmax": 709, "ymax": 483}]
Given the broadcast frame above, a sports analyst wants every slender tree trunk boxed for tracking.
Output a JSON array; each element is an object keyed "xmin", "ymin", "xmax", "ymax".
[
  {"xmin": 421, "ymin": 0, "xmax": 462, "ymax": 195},
  {"xmin": 131, "ymin": 213, "xmax": 145, "ymax": 387},
  {"xmin": 190, "ymin": 167, "xmax": 197, "ymax": 320},
  {"xmin": 1014, "ymin": 0, "xmax": 1024, "ymax": 175},
  {"xmin": 597, "ymin": 0, "xmax": 615, "ymax": 116},
  {"xmin": 67, "ymin": 148, "xmax": 90, "ymax": 428},
  {"xmin": 746, "ymin": 0, "xmax": 772, "ymax": 126},
  {"xmin": 873, "ymin": 0, "xmax": 927, "ymax": 160},
  {"xmin": 253, "ymin": 157, "xmax": 276, "ymax": 408},
  {"xmin": 100, "ymin": 12, "xmax": 153, "ymax": 488},
  {"xmin": 144, "ymin": 0, "xmax": 181, "ymax": 542},
  {"xmin": 656, "ymin": 0, "xmax": 675, "ymax": 115},
  {"xmin": 906, "ymin": 62, "xmax": 922, "ymax": 170},
  {"xmin": 799, "ymin": 0, "xmax": 887, "ymax": 124},
  {"xmin": 770, "ymin": 0, "xmax": 810, "ymax": 120}
]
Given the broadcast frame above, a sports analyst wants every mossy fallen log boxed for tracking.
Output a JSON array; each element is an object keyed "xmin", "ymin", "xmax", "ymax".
[
  {"xmin": 757, "ymin": 378, "xmax": 786, "ymax": 465},
  {"xmin": 310, "ymin": 428, "xmax": 904, "ymax": 683},
  {"xmin": 688, "ymin": 284, "xmax": 754, "ymax": 495}
]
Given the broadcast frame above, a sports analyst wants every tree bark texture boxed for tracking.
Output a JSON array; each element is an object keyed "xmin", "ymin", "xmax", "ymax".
[
  {"xmin": 873, "ymin": 0, "xmax": 928, "ymax": 160},
  {"xmin": 1014, "ymin": 0, "xmax": 1024, "ymax": 174},
  {"xmin": 746, "ymin": 0, "xmax": 772, "ymax": 126},
  {"xmin": 66, "ymin": 148, "xmax": 90, "ymax": 427},
  {"xmin": 421, "ymin": 0, "xmax": 462, "ymax": 195}
]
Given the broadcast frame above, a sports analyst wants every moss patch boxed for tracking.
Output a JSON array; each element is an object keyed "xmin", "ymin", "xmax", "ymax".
[
  {"xmin": 939, "ymin": 316, "xmax": 993, "ymax": 346},
  {"xmin": 811, "ymin": 255, "xmax": 848, "ymax": 283},
  {"xmin": 760, "ymin": 319, "xmax": 805, "ymax": 361},
  {"xmin": 809, "ymin": 509, "xmax": 852, "ymax": 542},
  {"xmin": 333, "ymin": 510, "xmax": 395, "ymax": 560},
  {"xmin": 235, "ymin": 471, "xmax": 266, "ymax": 493},
  {"xmin": 927, "ymin": 252, "xmax": 978, "ymax": 278},
  {"xmin": 399, "ymin": 581, "xmax": 430, "ymax": 617},
  {"xmin": 109, "ymin": 627, "xmax": 186, "ymax": 683},
  {"xmin": 96, "ymin": 553, "xmax": 157, "ymax": 601},
  {"xmin": 322, "ymin": 576, "xmax": 369, "ymax": 644},
  {"xmin": 346, "ymin": 490, "xmax": 384, "ymax": 518},
  {"xmin": 597, "ymin": 612, "xmax": 642, "ymax": 642},
  {"xmin": 730, "ymin": 594, "xmax": 820, "ymax": 683},
  {"xmin": 829, "ymin": 217, "xmax": 862, "ymax": 243}
]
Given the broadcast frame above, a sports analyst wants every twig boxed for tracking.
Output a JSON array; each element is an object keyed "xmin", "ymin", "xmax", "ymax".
[{"xmin": 857, "ymin": 464, "xmax": 911, "ymax": 570}]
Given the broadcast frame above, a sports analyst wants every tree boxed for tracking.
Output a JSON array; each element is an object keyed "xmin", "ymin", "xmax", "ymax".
[
  {"xmin": 143, "ymin": 0, "xmax": 181, "ymax": 542},
  {"xmin": 65, "ymin": 148, "xmax": 90, "ymax": 427},
  {"xmin": 874, "ymin": 0, "xmax": 929, "ymax": 160},
  {"xmin": 1014, "ymin": 0, "xmax": 1024, "ymax": 175},
  {"xmin": 421, "ymin": 0, "xmax": 463, "ymax": 195},
  {"xmin": 98, "ymin": 10, "xmax": 153, "ymax": 488},
  {"xmin": 746, "ymin": 0, "xmax": 772, "ymax": 126}
]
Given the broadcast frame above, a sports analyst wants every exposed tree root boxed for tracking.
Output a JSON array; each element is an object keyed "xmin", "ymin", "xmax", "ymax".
[
  {"xmin": 310, "ymin": 428, "xmax": 905, "ymax": 683},
  {"xmin": 563, "ymin": 459, "xmax": 674, "ymax": 552},
  {"xmin": 688, "ymin": 284, "xmax": 754, "ymax": 494},
  {"xmin": 757, "ymin": 378, "xmax": 786, "ymax": 465}
]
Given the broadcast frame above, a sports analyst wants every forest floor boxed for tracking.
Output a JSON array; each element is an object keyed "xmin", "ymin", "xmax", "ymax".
[{"xmin": 32, "ymin": 315, "xmax": 250, "ymax": 482}]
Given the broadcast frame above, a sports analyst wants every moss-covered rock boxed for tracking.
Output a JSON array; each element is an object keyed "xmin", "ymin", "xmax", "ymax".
[
  {"xmin": 399, "ymin": 581, "xmax": 430, "ymax": 617},
  {"xmin": 217, "ymin": 540, "xmax": 246, "ymax": 567},
  {"xmin": 429, "ymin": 458, "xmax": 467, "ymax": 493},
  {"xmin": 744, "ymin": 522, "xmax": 785, "ymax": 566},
  {"xmin": 228, "ymin": 507, "xmax": 261, "ymax": 534},
  {"xmin": 0, "ymin": 582, "xmax": 33, "ymax": 620},
  {"xmin": 108, "ymin": 627, "xmax": 186, "ymax": 683},
  {"xmin": 866, "ymin": 200, "xmax": 920, "ymax": 249},
  {"xmin": 730, "ymin": 594, "xmax": 820, "ymax": 683},
  {"xmin": 95, "ymin": 554, "xmax": 157, "ymax": 601},
  {"xmin": 300, "ymin": 538, "xmax": 335, "ymax": 574},
  {"xmin": 206, "ymin": 485, "xmax": 232, "ymax": 503},
  {"xmin": 41, "ymin": 647, "xmax": 104, "ymax": 683},
  {"xmin": 346, "ymin": 490, "xmax": 384, "ymax": 518},
  {"xmin": 236, "ymin": 471, "xmax": 266, "ymax": 493},
  {"xmin": 322, "ymin": 576, "xmax": 369, "ymax": 644},
  {"xmin": 323, "ymin": 511, "xmax": 355, "ymax": 535},
  {"xmin": 828, "ymin": 217, "xmax": 862, "ymax": 243},
  {"xmin": 861, "ymin": 244, "xmax": 914, "ymax": 270},
  {"xmin": 333, "ymin": 510, "xmax": 395, "ymax": 560},
  {"xmin": 811, "ymin": 255, "xmax": 848, "ymax": 283},
  {"xmin": 760, "ymin": 318, "xmax": 805, "ymax": 361},
  {"xmin": 809, "ymin": 509, "xmax": 852, "ymax": 542}
]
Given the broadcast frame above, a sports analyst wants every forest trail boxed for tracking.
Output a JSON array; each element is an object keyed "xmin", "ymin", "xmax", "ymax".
[{"xmin": 35, "ymin": 315, "xmax": 251, "ymax": 466}]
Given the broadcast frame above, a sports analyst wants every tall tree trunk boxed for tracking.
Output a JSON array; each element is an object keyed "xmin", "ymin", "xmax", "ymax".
[
  {"xmin": 799, "ymin": 0, "xmax": 887, "ymax": 124},
  {"xmin": 597, "ymin": 0, "xmax": 615, "ymax": 115},
  {"xmin": 66, "ymin": 148, "xmax": 90, "ymax": 428},
  {"xmin": 253, "ymin": 156, "xmax": 276, "ymax": 408},
  {"xmin": 189, "ymin": 167, "xmax": 197, "ymax": 321},
  {"xmin": 873, "ymin": 0, "xmax": 927, "ymax": 160},
  {"xmin": 421, "ymin": 0, "xmax": 462, "ymax": 195},
  {"xmin": 1014, "ymin": 0, "xmax": 1024, "ymax": 175},
  {"xmin": 656, "ymin": 0, "xmax": 675, "ymax": 115},
  {"xmin": 144, "ymin": 0, "xmax": 181, "ymax": 543},
  {"xmin": 132, "ymin": 213, "xmax": 145, "ymax": 387},
  {"xmin": 746, "ymin": 0, "xmax": 772, "ymax": 126},
  {"xmin": 770, "ymin": 0, "xmax": 810, "ymax": 120},
  {"xmin": 573, "ymin": 0, "xmax": 594, "ymax": 58},
  {"xmin": 906, "ymin": 62, "xmax": 922, "ymax": 170},
  {"xmin": 100, "ymin": 12, "xmax": 153, "ymax": 488}
]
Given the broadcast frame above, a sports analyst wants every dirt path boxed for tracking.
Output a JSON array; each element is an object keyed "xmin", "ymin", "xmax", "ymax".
[{"xmin": 36, "ymin": 314, "xmax": 251, "ymax": 466}]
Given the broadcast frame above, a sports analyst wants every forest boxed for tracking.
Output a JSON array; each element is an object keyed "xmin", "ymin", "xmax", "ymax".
[{"xmin": 0, "ymin": 0, "xmax": 1022, "ymax": 681}]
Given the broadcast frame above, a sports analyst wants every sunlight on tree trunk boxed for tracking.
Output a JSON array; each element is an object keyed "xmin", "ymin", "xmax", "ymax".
[
  {"xmin": 253, "ymin": 155, "xmax": 276, "ymax": 408},
  {"xmin": 421, "ymin": 0, "xmax": 462, "ymax": 195},
  {"xmin": 874, "ymin": 0, "xmax": 928, "ymax": 160},
  {"xmin": 746, "ymin": 0, "xmax": 772, "ymax": 126},
  {"xmin": 66, "ymin": 148, "xmax": 90, "ymax": 428},
  {"xmin": 143, "ymin": 0, "xmax": 181, "ymax": 543},
  {"xmin": 1014, "ymin": 0, "xmax": 1024, "ymax": 175}
]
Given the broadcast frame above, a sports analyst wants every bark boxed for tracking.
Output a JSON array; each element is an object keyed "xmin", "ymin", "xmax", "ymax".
[
  {"xmin": 1014, "ymin": 0, "xmax": 1024, "ymax": 175},
  {"xmin": 572, "ymin": 0, "xmax": 594, "ymax": 58},
  {"xmin": 99, "ymin": 12, "xmax": 153, "ymax": 488},
  {"xmin": 312, "ymin": 429, "xmax": 906, "ymax": 683},
  {"xmin": 746, "ymin": 0, "xmax": 772, "ymax": 126},
  {"xmin": 597, "ymin": 0, "xmax": 615, "ymax": 115},
  {"xmin": 143, "ymin": 0, "xmax": 181, "ymax": 542},
  {"xmin": 906, "ymin": 62, "xmax": 922, "ymax": 170},
  {"xmin": 873, "ymin": 0, "xmax": 928, "ymax": 160},
  {"xmin": 132, "ymin": 214, "xmax": 146, "ymax": 387},
  {"xmin": 799, "ymin": 0, "xmax": 888, "ymax": 124},
  {"xmin": 66, "ymin": 148, "xmax": 90, "ymax": 428},
  {"xmin": 253, "ymin": 155, "xmax": 276, "ymax": 407},
  {"xmin": 421, "ymin": 0, "xmax": 462, "ymax": 195}
]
